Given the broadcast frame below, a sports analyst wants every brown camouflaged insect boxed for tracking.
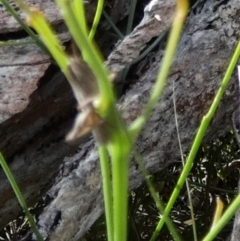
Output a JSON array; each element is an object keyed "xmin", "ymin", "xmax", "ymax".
[{"xmin": 66, "ymin": 43, "xmax": 107, "ymax": 144}]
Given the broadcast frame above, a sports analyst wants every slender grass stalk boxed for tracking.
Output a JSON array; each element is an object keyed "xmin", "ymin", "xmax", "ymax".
[
  {"xmin": 126, "ymin": 0, "xmax": 137, "ymax": 35},
  {"xmin": 0, "ymin": 153, "xmax": 43, "ymax": 241},
  {"xmin": 73, "ymin": 0, "xmax": 88, "ymax": 36},
  {"xmin": 107, "ymin": 131, "xmax": 131, "ymax": 241},
  {"xmin": 13, "ymin": 0, "xmax": 69, "ymax": 72},
  {"xmin": 53, "ymin": 2, "xmax": 133, "ymax": 241},
  {"xmin": 27, "ymin": 12, "xmax": 69, "ymax": 72},
  {"xmin": 0, "ymin": 0, "xmax": 48, "ymax": 53},
  {"xmin": 202, "ymin": 194, "xmax": 240, "ymax": 241},
  {"xmin": 102, "ymin": 106, "xmax": 132, "ymax": 241},
  {"xmin": 4, "ymin": 1, "xmax": 217, "ymax": 241},
  {"xmin": 89, "ymin": 0, "xmax": 104, "ymax": 40},
  {"xmin": 129, "ymin": 0, "xmax": 189, "ymax": 141},
  {"xmin": 173, "ymin": 81, "xmax": 198, "ymax": 241},
  {"xmin": 103, "ymin": 11, "xmax": 124, "ymax": 39},
  {"xmin": 131, "ymin": 33, "xmax": 165, "ymax": 65},
  {"xmin": 118, "ymin": 66, "xmax": 130, "ymax": 83},
  {"xmin": 133, "ymin": 150, "xmax": 182, "ymax": 241},
  {"xmin": 151, "ymin": 41, "xmax": 240, "ymax": 241},
  {"xmin": 0, "ymin": 39, "xmax": 36, "ymax": 46},
  {"xmin": 55, "ymin": 0, "xmax": 114, "ymax": 111},
  {"xmin": 186, "ymin": 181, "xmax": 237, "ymax": 194},
  {"xmin": 13, "ymin": 3, "xmax": 132, "ymax": 241},
  {"xmin": 99, "ymin": 145, "xmax": 114, "ymax": 241}
]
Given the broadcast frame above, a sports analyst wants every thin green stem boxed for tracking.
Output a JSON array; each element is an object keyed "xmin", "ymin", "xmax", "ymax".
[
  {"xmin": 55, "ymin": 0, "xmax": 115, "ymax": 112},
  {"xmin": 103, "ymin": 11, "xmax": 124, "ymax": 39},
  {"xmin": 0, "ymin": 153, "xmax": 43, "ymax": 241},
  {"xmin": 131, "ymin": 33, "xmax": 165, "ymax": 65},
  {"xmin": 126, "ymin": 0, "xmax": 137, "ymax": 35},
  {"xmin": 101, "ymin": 105, "xmax": 132, "ymax": 241},
  {"xmin": 133, "ymin": 150, "xmax": 182, "ymax": 241},
  {"xmin": 151, "ymin": 41, "xmax": 240, "ymax": 240},
  {"xmin": 187, "ymin": 181, "xmax": 237, "ymax": 195},
  {"xmin": 89, "ymin": 0, "xmax": 104, "ymax": 40},
  {"xmin": 13, "ymin": 0, "xmax": 68, "ymax": 72},
  {"xmin": 2, "ymin": 0, "xmax": 48, "ymax": 53},
  {"xmin": 173, "ymin": 81, "xmax": 198, "ymax": 241},
  {"xmin": 111, "ymin": 149, "xmax": 129, "ymax": 241},
  {"xmin": 129, "ymin": 2, "xmax": 189, "ymax": 141},
  {"xmin": 99, "ymin": 145, "xmax": 114, "ymax": 241},
  {"xmin": 108, "ymin": 130, "xmax": 131, "ymax": 241},
  {"xmin": 0, "ymin": 39, "xmax": 36, "ymax": 46},
  {"xmin": 202, "ymin": 194, "xmax": 240, "ymax": 241},
  {"xmin": 26, "ymin": 10, "xmax": 68, "ymax": 72},
  {"xmin": 57, "ymin": 5, "xmax": 134, "ymax": 240},
  {"xmin": 73, "ymin": 0, "xmax": 88, "ymax": 36}
]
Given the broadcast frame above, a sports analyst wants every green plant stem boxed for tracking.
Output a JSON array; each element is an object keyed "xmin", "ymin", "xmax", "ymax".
[
  {"xmin": 55, "ymin": 0, "xmax": 115, "ymax": 112},
  {"xmin": 111, "ymin": 148, "xmax": 129, "ymax": 241},
  {"xmin": 73, "ymin": 0, "xmax": 88, "ymax": 36},
  {"xmin": 173, "ymin": 81, "xmax": 198, "ymax": 241},
  {"xmin": 187, "ymin": 181, "xmax": 237, "ymax": 194},
  {"xmin": 0, "ymin": 39, "xmax": 36, "ymax": 46},
  {"xmin": 128, "ymin": 0, "xmax": 189, "ymax": 141},
  {"xmin": 12, "ymin": 0, "xmax": 69, "ymax": 72},
  {"xmin": 126, "ymin": 0, "xmax": 137, "ymax": 35},
  {"xmin": 99, "ymin": 145, "xmax": 114, "ymax": 241},
  {"xmin": 131, "ymin": 33, "xmax": 165, "ymax": 65},
  {"xmin": 27, "ymin": 10, "xmax": 69, "ymax": 72},
  {"xmin": 108, "ymin": 131, "xmax": 131, "ymax": 241},
  {"xmin": 133, "ymin": 150, "xmax": 182, "ymax": 241},
  {"xmin": 1, "ymin": 0, "xmax": 48, "ymax": 53},
  {"xmin": 103, "ymin": 106, "xmax": 132, "ymax": 241},
  {"xmin": 151, "ymin": 40, "xmax": 240, "ymax": 241},
  {"xmin": 55, "ymin": 4, "xmax": 133, "ymax": 241},
  {"xmin": 0, "ymin": 153, "xmax": 43, "ymax": 241},
  {"xmin": 103, "ymin": 11, "xmax": 124, "ymax": 39},
  {"xmin": 117, "ymin": 34, "xmax": 165, "ymax": 84},
  {"xmin": 202, "ymin": 194, "xmax": 240, "ymax": 241},
  {"xmin": 89, "ymin": 0, "xmax": 104, "ymax": 40}
]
